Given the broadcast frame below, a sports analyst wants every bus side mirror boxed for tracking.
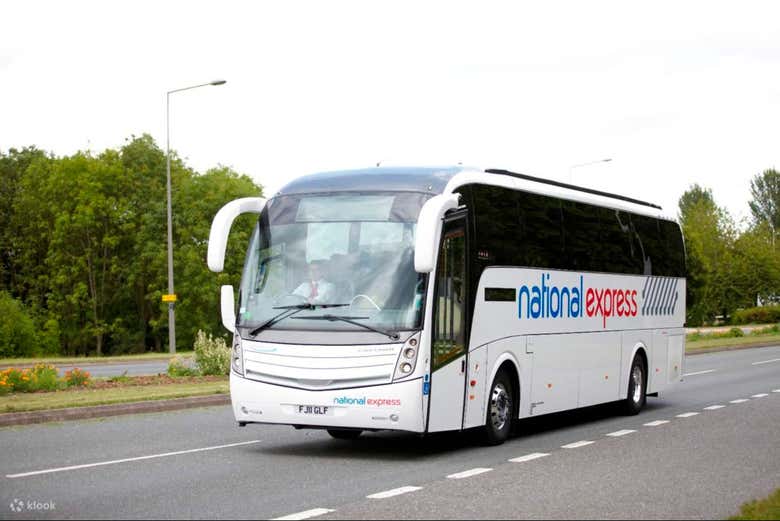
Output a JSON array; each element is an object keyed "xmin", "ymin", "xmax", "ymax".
[
  {"xmin": 207, "ymin": 197, "xmax": 266, "ymax": 272},
  {"xmin": 221, "ymin": 285, "xmax": 236, "ymax": 331},
  {"xmin": 414, "ymin": 193, "xmax": 461, "ymax": 273}
]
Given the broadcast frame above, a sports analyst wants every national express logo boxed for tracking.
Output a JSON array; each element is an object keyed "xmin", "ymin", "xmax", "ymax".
[
  {"xmin": 518, "ymin": 273, "xmax": 679, "ymax": 328},
  {"xmin": 333, "ymin": 396, "xmax": 402, "ymax": 407}
]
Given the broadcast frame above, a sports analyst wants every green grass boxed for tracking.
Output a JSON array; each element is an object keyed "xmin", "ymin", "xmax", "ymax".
[
  {"xmin": 0, "ymin": 351, "xmax": 193, "ymax": 367},
  {"xmin": 0, "ymin": 380, "xmax": 227, "ymax": 413},
  {"xmin": 730, "ymin": 488, "xmax": 780, "ymax": 520},
  {"xmin": 686, "ymin": 333, "xmax": 780, "ymax": 352}
]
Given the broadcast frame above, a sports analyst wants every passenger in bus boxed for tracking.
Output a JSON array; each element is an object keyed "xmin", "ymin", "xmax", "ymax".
[{"xmin": 293, "ymin": 260, "xmax": 335, "ymax": 305}]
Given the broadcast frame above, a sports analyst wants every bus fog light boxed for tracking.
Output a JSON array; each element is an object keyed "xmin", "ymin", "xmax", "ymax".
[
  {"xmin": 401, "ymin": 362, "xmax": 412, "ymax": 374},
  {"xmin": 404, "ymin": 348, "xmax": 416, "ymax": 359}
]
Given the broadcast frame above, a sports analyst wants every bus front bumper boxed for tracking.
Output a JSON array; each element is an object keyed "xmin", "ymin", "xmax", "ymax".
[{"xmin": 230, "ymin": 373, "xmax": 426, "ymax": 433}]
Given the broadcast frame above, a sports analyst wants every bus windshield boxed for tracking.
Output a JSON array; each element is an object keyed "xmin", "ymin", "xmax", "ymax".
[{"xmin": 237, "ymin": 192, "xmax": 430, "ymax": 338}]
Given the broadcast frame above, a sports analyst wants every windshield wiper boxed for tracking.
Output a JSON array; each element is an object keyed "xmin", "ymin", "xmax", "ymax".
[
  {"xmin": 293, "ymin": 314, "xmax": 400, "ymax": 341},
  {"xmin": 248, "ymin": 303, "xmax": 351, "ymax": 336}
]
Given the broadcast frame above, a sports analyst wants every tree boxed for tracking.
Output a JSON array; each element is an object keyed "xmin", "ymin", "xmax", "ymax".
[
  {"xmin": 678, "ymin": 185, "xmax": 737, "ymax": 325},
  {"xmin": 749, "ymin": 169, "xmax": 780, "ymax": 244}
]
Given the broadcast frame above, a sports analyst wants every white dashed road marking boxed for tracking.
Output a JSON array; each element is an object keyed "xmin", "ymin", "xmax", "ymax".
[
  {"xmin": 509, "ymin": 453, "xmax": 550, "ymax": 463},
  {"xmin": 5, "ymin": 440, "xmax": 263, "ymax": 479},
  {"xmin": 447, "ymin": 468, "xmax": 493, "ymax": 479},
  {"xmin": 606, "ymin": 429, "xmax": 636, "ymax": 437},
  {"xmin": 644, "ymin": 420, "xmax": 669, "ymax": 427},
  {"xmin": 367, "ymin": 486, "xmax": 422, "ymax": 499},
  {"xmin": 752, "ymin": 393, "xmax": 769, "ymax": 398},
  {"xmin": 561, "ymin": 440, "xmax": 594, "ymax": 449},
  {"xmin": 703, "ymin": 405, "xmax": 726, "ymax": 410},
  {"xmin": 683, "ymin": 369, "xmax": 716, "ymax": 377},
  {"xmin": 676, "ymin": 412, "xmax": 699, "ymax": 418},
  {"xmin": 272, "ymin": 509, "xmax": 335, "ymax": 521},
  {"xmin": 752, "ymin": 358, "xmax": 780, "ymax": 366},
  {"xmin": 730, "ymin": 399, "xmax": 750, "ymax": 404}
]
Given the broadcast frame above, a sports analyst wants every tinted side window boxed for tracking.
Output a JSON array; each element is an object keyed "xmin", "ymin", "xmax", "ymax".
[
  {"xmin": 517, "ymin": 191, "xmax": 565, "ymax": 269},
  {"xmin": 471, "ymin": 185, "xmax": 522, "ymax": 266},
  {"xmin": 660, "ymin": 220, "xmax": 686, "ymax": 277},
  {"xmin": 562, "ymin": 200, "xmax": 602, "ymax": 272}
]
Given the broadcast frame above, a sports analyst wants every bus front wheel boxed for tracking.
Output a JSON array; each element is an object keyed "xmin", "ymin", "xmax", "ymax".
[{"xmin": 482, "ymin": 370, "xmax": 514, "ymax": 445}]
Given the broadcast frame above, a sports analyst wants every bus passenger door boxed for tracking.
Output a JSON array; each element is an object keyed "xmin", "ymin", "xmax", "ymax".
[{"xmin": 427, "ymin": 214, "xmax": 468, "ymax": 432}]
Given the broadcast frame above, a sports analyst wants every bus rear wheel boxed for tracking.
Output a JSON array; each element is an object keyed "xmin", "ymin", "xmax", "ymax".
[
  {"xmin": 482, "ymin": 370, "xmax": 514, "ymax": 445},
  {"xmin": 622, "ymin": 355, "xmax": 647, "ymax": 416},
  {"xmin": 327, "ymin": 429, "xmax": 362, "ymax": 440}
]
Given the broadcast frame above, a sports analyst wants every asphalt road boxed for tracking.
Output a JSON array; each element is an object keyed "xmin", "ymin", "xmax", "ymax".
[
  {"xmin": 1, "ymin": 345, "xmax": 778, "ymax": 520},
  {"xmin": 52, "ymin": 361, "xmax": 172, "ymax": 378}
]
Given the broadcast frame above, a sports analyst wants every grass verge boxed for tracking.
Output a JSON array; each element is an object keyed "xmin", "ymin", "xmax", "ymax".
[
  {"xmin": 0, "ymin": 351, "xmax": 193, "ymax": 367},
  {"xmin": 730, "ymin": 488, "xmax": 780, "ymax": 520},
  {"xmin": 686, "ymin": 333, "xmax": 780, "ymax": 352},
  {"xmin": 0, "ymin": 380, "xmax": 227, "ymax": 413}
]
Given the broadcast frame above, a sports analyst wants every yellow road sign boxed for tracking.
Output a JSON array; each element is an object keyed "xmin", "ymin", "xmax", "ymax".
[{"xmin": 162, "ymin": 294, "xmax": 177, "ymax": 303}]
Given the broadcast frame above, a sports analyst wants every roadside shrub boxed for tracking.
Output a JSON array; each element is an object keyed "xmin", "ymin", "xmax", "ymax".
[
  {"xmin": 167, "ymin": 356, "xmax": 199, "ymax": 377},
  {"xmin": 30, "ymin": 364, "xmax": 61, "ymax": 391},
  {"xmin": 64, "ymin": 368, "xmax": 91, "ymax": 387},
  {"xmin": 193, "ymin": 330, "xmax": 230, "ymax": 376},
  {"xmin": 731, "ymin": 305, "xmax": 780, "ymax": 325},
  {"xmin": 0, "ymin": 368, "xmax": 33, "ymax": 393},
  {"xmin": 728, "ymin": 327, "xmax": 745, "ymax": 338},
  {"xmin": 0, "ymin": 292, "xmax": 39, "ymax": 358}
]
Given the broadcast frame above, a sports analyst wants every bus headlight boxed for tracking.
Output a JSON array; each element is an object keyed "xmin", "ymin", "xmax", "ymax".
[
  {"xmin": 393, "ymin": 334, "xmax": 420, "ymax": 381},
  {"xmin": 231, "ymin": 335, "xmax": 244, "ymax": 376}
]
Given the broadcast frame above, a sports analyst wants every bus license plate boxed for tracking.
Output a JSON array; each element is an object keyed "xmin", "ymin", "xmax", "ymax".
[{"xmin": 296, "ymin": 405, "xmax": 330, "ymax": 416}]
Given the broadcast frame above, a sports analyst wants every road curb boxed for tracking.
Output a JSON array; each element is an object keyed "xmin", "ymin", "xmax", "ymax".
[
  {"xmin": 686, "ymin": 340, "xmax": 780, "ymax": 356},
  {"xmin": 0, "ymin": 394, "xmax": 230, "ymax": 428}
]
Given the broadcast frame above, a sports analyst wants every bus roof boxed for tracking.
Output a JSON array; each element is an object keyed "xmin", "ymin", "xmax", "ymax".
[{"xmin": 276, "ymin": 165, "xmax": 674, "ymax": 221}]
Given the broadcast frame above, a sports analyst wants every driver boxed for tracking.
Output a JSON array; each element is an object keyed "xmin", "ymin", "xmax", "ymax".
[{"xmin": 293, "ymin": 260, "xmax": 335, "ymax": 305}]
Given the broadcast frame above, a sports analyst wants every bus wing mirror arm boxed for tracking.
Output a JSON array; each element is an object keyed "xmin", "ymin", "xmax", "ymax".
[
  {"xmin": 414, "ymin": 193, "xmax": 461, "ymax": 273},
  {"xmin": 207, "ymin": 197, "xmax": 266, "ymax": 273}
]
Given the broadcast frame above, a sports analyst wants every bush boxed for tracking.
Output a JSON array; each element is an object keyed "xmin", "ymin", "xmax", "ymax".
[
  {"xmin": 731, "ymin": 305, "xmax": 780, "ymax": 325},
  {"xmin": 728, "ymin": 327, "xmax": 744, "ymax": 338},
  {"xmin": 0, "ymin": 292, "xmax": 39, "ymax": 358},
  {"xmin": 194, "ymin": 330, "xmax": 230, "ymax": 376},
  {"xmin": 167, "ymin": 357, "xmax": 199, "ymax": 377},
  {"xmin": 31, "ymin": 364, "xmax": 61, "ymax": 391},
  {"xmin": 64, "ymin": 368, "xmax": 91, "ymax": 387}
]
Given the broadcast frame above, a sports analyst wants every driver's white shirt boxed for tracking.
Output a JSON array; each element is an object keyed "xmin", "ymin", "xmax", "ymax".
[{"xmin": 292, "ymin": 279, "xmax": 335, "ymax": 304}]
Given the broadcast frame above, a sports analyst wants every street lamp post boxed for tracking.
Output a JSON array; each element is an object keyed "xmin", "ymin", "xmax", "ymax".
[
  {"xmin": 569, "ymin": 158, "xmax": 612, "ymax": 184},
  {"xmin": 165, "ymin": 80, "xmax": 226, "ymax": 354}
]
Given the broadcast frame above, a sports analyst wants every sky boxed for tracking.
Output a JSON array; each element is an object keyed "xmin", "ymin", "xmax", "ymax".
[{"xmin": 2, "ymin": 1, "xmax": 779, "ymax": 222}]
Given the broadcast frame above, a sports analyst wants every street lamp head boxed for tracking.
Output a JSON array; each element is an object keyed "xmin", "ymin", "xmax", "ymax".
[{"xmin": 210, "ymin": 80, "xmax": 227, "ymax": 86}]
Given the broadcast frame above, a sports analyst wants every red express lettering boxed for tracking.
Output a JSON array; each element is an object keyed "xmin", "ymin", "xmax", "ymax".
[
  {"xmin": 366, "ymin": 398, "xmax": 402, "ymax": 407},
  {"xmin": 586, "ymin": 288, "xmax": 638, "ymax": 328}
]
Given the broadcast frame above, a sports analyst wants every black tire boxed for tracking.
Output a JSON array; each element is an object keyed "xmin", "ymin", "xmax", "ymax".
[
  {"xmin": 327, "ymin": 429, "xmax": 362, "ymax": 440},
  {"xmin": 622, "ymin": 354, "xmax": 647, "ymax": 416},
  {"xmin": 482, "ymin": 370, "xmax": 515, "ymax": 445}
]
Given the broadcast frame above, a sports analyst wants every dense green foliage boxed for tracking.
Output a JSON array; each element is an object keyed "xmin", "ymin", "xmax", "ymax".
[
  {"xmin": 0, "ymin": 135, "xmax": 261, "ymax": 356},
  {"xmin": 0, "ymin": 291, "xmax": 39, "ymax": 357},
  {"xmin": 730, "ymin": 305, "xmax": 780, "ymax": 325},
  {"xmin": 679, "ymin": 169, "xmax": 780, "ymax": 325},
  {"xmin": 729, "ymin": 488, "xmax": 780, "ymax": 521}
]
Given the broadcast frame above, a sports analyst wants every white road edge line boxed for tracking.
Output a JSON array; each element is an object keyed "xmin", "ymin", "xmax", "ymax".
[
  {"xmin": 367, "ymin": 486, "xmax": 422, "ymax": 499},
  {"xmin": 730, "ymin": 399, "xmax": 750, "ymax": 404},
  {"xmin": 683, "ymin": 369, "xmax": 716, "ymax": 377},
  {"xmin": 447, "ymin": 468, "xmax": 493, "ymax": 479},
  {"xmin": 773, "ymin": 389, "xmax": 780, "ymax": 393},
  {"xmin": 508, "ymin": 453, "xmax": 550, "ymax": 463},
  {"xmin": 752, "ymin": 358, "xmax": 780, "ymax": 366},
  {"xmin": 703, "ymin": 405, "xmax": 726, "ymax": 410},
  {"xmin": 561, "ymin": 440, "xmax": 594, "ymax": 449},
  {"xmin": 644, "ymin": 420, "xmax": 669, "ymax": 427},
  {"xmin": 606, "ymin": 429, "xmax": 636, "ymax": 437},
  {"xmin": 752, "ymin": 393, "xmax": 769, "ymax": 398},
  {"xmin": 272, "ymin": 509, "xmax": 335, "ymax": 521},
  {"xmin": 676, "ymin": 412, "xmax": 699, "ymax": 418},
  {"xmin": 6, "ymin": 440, "xmax": 263, "ymax": 479}
]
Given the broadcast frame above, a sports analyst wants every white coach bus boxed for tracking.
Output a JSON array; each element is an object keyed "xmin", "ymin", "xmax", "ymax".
[{"xmin": 207, "ymin": 166, "xmax": 686, "ymax": 444}]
